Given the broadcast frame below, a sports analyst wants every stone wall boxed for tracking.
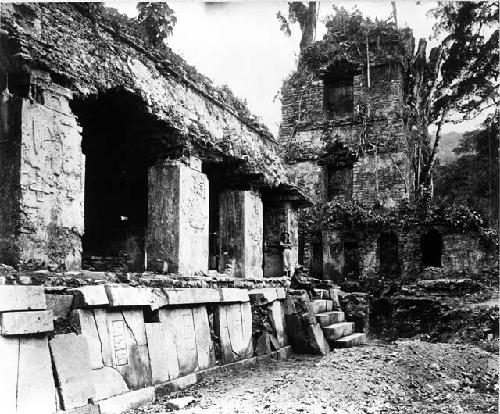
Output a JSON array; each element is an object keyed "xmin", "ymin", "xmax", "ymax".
[
  {"xmin": 0, "ymin": 284, "xmax": 291, "ymax": 414},
  {"xmin": 327, "ymin": 226, "xmax": 498, "ymax": 285}
]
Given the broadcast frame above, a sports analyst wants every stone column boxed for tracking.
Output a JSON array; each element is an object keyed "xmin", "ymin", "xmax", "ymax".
[
  {"xmin": 0, "ymin": 71, "xmax": 85, "ymax": 270},
  {"xmin": 219, "ymin": 190, "xmax": 263, "ymax": 278},
  {"xmin": 263, "ymin": 202, "xmax": 299, "ymax": 277},
  {"xmin": 146, "ymin": 158, "xmax": 209, "ymax": 275}
]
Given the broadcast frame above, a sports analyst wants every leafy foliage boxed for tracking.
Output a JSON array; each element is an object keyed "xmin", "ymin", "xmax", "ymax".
[
  {"xmin": 300, "ymin": 5, "xmax": 403, "ymax": 73},
  {"xmin": 137, "ymin": 2, "xmax": 177, "ymax": 47},
  {"xmin": 300, "ymin": 199, "xmax": 498, "ymax": 246},
  {"xmin": 430, "ymin": 1, "xmax": 499, "ymax": 122},
  {"xmin": 434, "ymin": 114, "xmax": 499, "ymax": 228}
]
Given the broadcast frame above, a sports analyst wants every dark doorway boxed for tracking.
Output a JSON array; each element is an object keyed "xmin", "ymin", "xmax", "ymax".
[
  {"xmin": 378, "ymin": 231, "xmax": 400, "ymax": 277},
  {"xmin": 71, "ymin": 90, "xmax": 172, "ymax": 272},
  {"xmin": 310, "ymin": 235, "xmax": 323, "ymax": 278},
  {"xmin": 343, "ymin": 233, "xmax": 360, "ymax": 280},
  {"xmin": 421, "ymin": 228, "xmax": 443, "ymax": 267}
]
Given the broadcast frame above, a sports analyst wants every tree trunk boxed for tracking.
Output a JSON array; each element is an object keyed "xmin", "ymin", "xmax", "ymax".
[{"xmin": 299, "ymin": 2, "xmax": 316, "ymax": 51}]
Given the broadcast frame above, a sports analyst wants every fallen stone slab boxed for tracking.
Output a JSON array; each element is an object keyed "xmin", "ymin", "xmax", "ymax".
[
  {"xmin": 1, "ymin": 310, "xmax": 54, "ymax": 335},
  {"xmin": 331, "ymin": 332, "xmax": 366, "ymax": 348},
  {"xmin": 324, "ymin": 322, "xmax": 355, "ymax": 341},
  {"xmin": 306, "ymin": 323, "xmax": 330, "ymax": 355},
  {"xmin": 0, "ymin": 285, "xmax": 46, "ymax": 312},
  {"xmin": 49, "ymin": 333, "xmax": 96, "ymax": 410},
  {"xmin": 98, "ymin": 387, "xmax": 155, "ymax": 414},
  {"xmin": 164, "ymin": 396, "xmax": 196, "ymax": 410},
  {"xmin": 316, "ymin": 311, "xmax": 345, "ymax": 327},
  {"xmin": 70, "ymin": 286, "xmax": 109, "ymax": 307},
  {"xmin": 90, "ymin": 367, "xmax": 129, "ymax": 402},
  {"xmin": 64, "ymin": 404, "xmax": 100, "ymax": 414}
]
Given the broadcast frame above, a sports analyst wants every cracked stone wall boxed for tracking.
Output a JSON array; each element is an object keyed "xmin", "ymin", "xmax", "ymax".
[{"xmin": 0, "ymin": 284, "xmax": 291, "ymax": 414}]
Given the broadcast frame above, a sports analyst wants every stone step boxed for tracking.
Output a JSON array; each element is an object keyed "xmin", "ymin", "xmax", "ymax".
[
  {"xmin": 310, "ymin": 300, "xmax": 334, "ymax": 314},
  {"xmin": 331, "ymin": 333, "xmax": 366, "ymax": 348},
  {"xmin": 323, "ymin": 322, "xmax": 354, "ymax": 340},
  {"xmin": 316, "ymin": 311, "xmax": 345, "ymax": 327}
]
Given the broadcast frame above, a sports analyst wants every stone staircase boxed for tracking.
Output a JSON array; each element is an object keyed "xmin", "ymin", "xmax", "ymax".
[{"xmin": 311, "ymin": 290, "xmax": 366, "ymax": 349}]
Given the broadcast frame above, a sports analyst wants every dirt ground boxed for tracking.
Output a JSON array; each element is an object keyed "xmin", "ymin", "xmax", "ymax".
[{"xmin": 129, "ymin": 340, "xmax": 498, "ymax": 414}]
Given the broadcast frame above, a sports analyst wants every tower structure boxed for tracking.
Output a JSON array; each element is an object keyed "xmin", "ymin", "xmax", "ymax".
[{"xmin": 280, "ymin": 16, "xmax": 415, "ymax": 281}]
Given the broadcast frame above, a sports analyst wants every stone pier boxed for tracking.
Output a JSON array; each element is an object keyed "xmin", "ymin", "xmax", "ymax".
[
  {"xmin": 219, "ymin": 190, "xmax": 263, "ymax": 278},
  {"xmin": 146, "ymin": 159, "xmax": 209, "ymax": 275}
]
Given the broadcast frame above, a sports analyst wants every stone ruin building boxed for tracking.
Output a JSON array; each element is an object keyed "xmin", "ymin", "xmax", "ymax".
[
  {"xmin": 0, "ymin": 4, "xmax": 497, "ymax": 414},
  {"xmin": 280, "ymin": 17, "xmax": 498, "ymax": 285}
]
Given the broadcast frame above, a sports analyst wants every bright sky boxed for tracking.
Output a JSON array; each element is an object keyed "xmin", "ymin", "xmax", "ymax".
[{"xmin": 106, "ymin": 1, "xmax": 483, "ymax": 137}]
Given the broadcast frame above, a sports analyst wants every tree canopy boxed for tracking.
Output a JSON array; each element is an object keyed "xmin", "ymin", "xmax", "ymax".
[{"xmin": 136, "ymin": 2, "xmax": 177, "ymax": 47}]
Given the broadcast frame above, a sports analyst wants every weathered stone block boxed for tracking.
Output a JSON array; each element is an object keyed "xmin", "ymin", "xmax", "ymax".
[
  {"xmin": 70, "ymin": 286, "xmax": 109, "ymax": 307},
  {"xmin": 215, "ymin": 302, "xmax": 253, "ymax": 363},
  {"xmin": 98, "ymin": 387, "xmax": 155, "ymax": 414},
  {"xmin": 0, "ymin": 336, "xmax": 20, "ymax": 414},
  {"xmin": 331, "ymin": 332, "xmax": 366, "ymax": 348},
  {"xmin": 17, "ymin": 336, "xmax": 57, "ymax": 414},
  {"xmin": 167, "ymin": 288, "xmax": 221, "ymax": 305},
  {"xmin": 0, "ymin": 285, "xmax": 46, "ymax": 312},
  {"xmin": 145, "ymin": 323, "xmax": 180, "ymax": 384},
  {"xmin": 70, "ymin": 309, "xmax": 106, "ymax": 369},
  {"xmin": 46, "ymin": 294, "xmax": 74, "ymax": 319},
  {"xmin": 1, "ymin": 310, "xmax": 53, "ymax": 335},
  {"xmin": 106, "ymin": 310, "xmax": 152, "ymax": 390},
  {"xmin": 306, "ymin": 323, "xmax": 330, "ymax": 355},
  {"xmin": 220, "ymin": 288, "xmax": 249, "ymax": 303},
  {"xmin": 158, "ymin": 306, "xmax": 213, "ymax": 375},
  {"xmin": 70, "ymin": 308, "xmax": 152, "ymax": 389},
  {"xmin": 49, "ymin": 333, "xmax": 95, "ymax": 410},
  {"xmin": 324, "ymin": 321, "xmax": 355, "ymax": 341},
  {"xmin": 90, "ymin": 367, "xmax": 129, "ymax": 402},
  {"xmin": 316, "ymin": 311, "xmax": 345, "ymax": 327},
  {"xmin": 104, "ymin": 287, "xmax": 162, "ymax": 308},
  {"xmin": 268, "ymin": 300, "xmax": 286, "ymax": 347}
]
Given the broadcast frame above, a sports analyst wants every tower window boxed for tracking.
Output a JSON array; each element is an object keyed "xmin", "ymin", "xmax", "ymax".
[{"xmin": 324, "ymin": 76, "xmax": 354, "ymax": 119}]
